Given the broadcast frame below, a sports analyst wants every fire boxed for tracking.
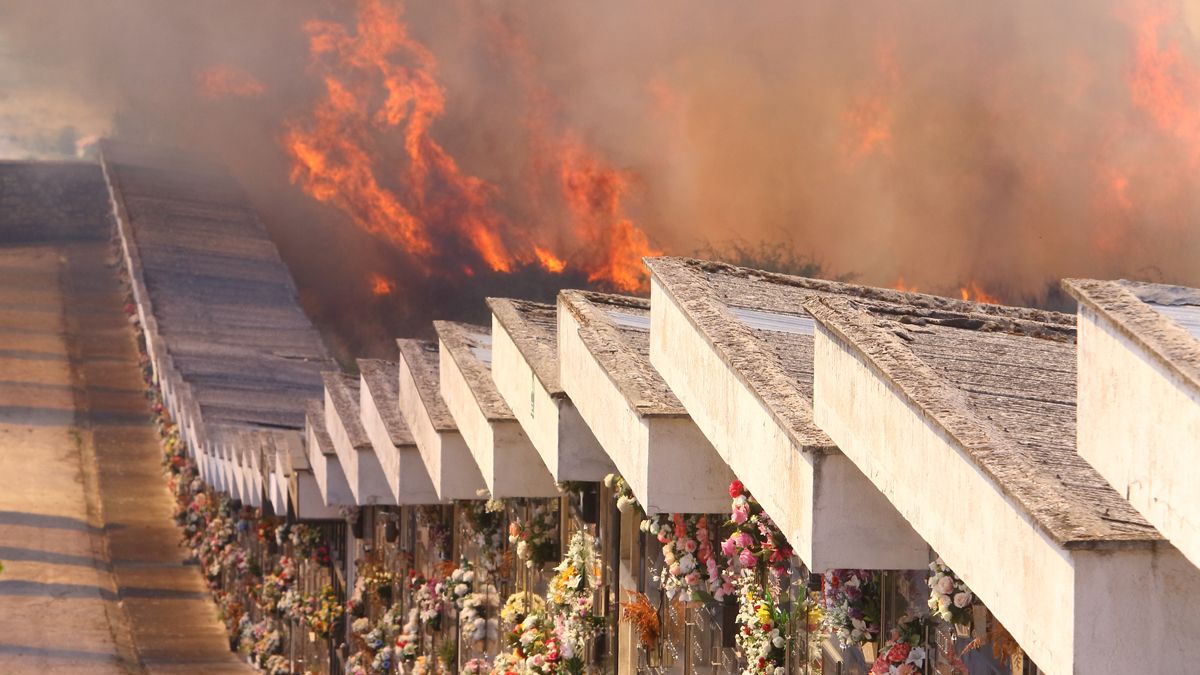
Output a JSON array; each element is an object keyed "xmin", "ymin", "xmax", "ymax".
[
  {"xmin": 195, "ymin": 65, "xmax": 264, "ymax": 100},
  {"xmin": 283, "ymin": 0, "xmax": 659, "ymax": 293},
  {"xmin": 370, "ymin": 274, "xmax": 396, "ymax": 296},
  {"xmin": 283, "ymin": 0, "xmax": 511, "ymax": 272},
  {"xmin": 893, "ymin": 276, "xmax": 919, "ymax": 293},
  {"xmin": 534, "ymin": 247, "xmax": 566, "ymax": 274},
  {"xmin": 959, "ymin": 282, "xmax": 1000, "ymax": 304},
  {"xmin": 1127, "ymin": 0, "xmax": 1200, "ymax": 161},
  {"xmin": 844, "ymin": 40, "xmax": 899, "ymax": 164}
]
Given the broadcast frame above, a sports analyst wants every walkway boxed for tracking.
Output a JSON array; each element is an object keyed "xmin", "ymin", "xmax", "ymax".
[{"xmin": 0, "ymin": 241, "xmax": 252, "ymax": 673}]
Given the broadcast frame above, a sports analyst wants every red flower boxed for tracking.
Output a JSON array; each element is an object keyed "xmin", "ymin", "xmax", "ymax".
[
  {"xmin": 729, "ymin": 480, "xmax": 745, "ymax": 498},
  {"xmin": 886, "ymin": 641, "xmax": 911, "ymax": 662}
]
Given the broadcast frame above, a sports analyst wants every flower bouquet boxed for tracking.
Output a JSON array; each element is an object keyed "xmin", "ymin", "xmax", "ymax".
[
  {"xmin": 642, "ymin": 512, "xmax": 731, "ymax": 602},
  {"xmin": 927, "ymin": 558, "xmax": 975, "ymax": 628},
  {"xmin": 604, "ymin": 473, "xmax": 640, "ymax": 514},
  {"xmin": 821, "ymin": 569, "xmax": 882, "ymax": 648},
  {"xmin": 548, "ymin": 531, "xmax": 605, "ymax": 675},
  {"xmin": 722, "ymin": 481, "xmax": 794, "ymax": 580},
  {"xmin": 508, "ymin": 499, "xmax": 559, "ymax": 569},
  {"xmin": 869, "ymin": 615, "xmax": 928, "ymax": 675},
  {"xmin": 733, "ymin": 570, "xmax": 791, "ymax": 675}
]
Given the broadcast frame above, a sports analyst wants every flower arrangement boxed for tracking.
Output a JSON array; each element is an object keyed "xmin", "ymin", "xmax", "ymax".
[
  {"xmin": 289, "ymin": 523, "xmax": 330, "ymax": 566},
  {"xmin": 548, "ymin": 531, "xmax": 604, "ymax": 674},
  {"xmin": 459, "ymin": 589, "xmax": 500, "ymax": 644},
  {"xmin": 302, "ymin": 585, "xmax": 345, "ymax": 640},
  {"xmin": 501, "ymin": 592, "xmax": 547, "ymax": 627},
  {"xmin": 642, "ymin": 512, "xmax": 730, "ymax": 602},
  {"xmin": 722, "ymin": 481, "xmax": 793, "ymax": 579},
  {"xmin": 821, "ymin": 569, "xmax": 881, "ymax": 647},
  {"xmin": 508, "ymin": 499, "xmax": 559, "ymax": 569},
  {"xmin": 927, "ymin": 558, "xmax": 975, "ymax": 626},
  {"xmin": 869, "ymin": 615, "xmax": 928, "ymax": 675},
  {"xmin": 733, "ymin": 570, "xmax": 790, "ymax": 675},
  {"xmin": 411, "ymin": 572, "xmax": 446, "ymax": 631},
  {"xmin": 396, "ymin": 607, "xmax": 422, "ymax": 663},
  {"xmin": 461, "ymin": 657, "xmax": 490, "ymax": 675},
  {"xmin": 619, "ymin": 591, "xmax": 660, "ymax": 651},
  {"xmin": 459, "ymin": 498, "xmax": 505, "ymax": 551},
  {"xmin": 258, "ymin": 557, "xmax": 295, "ymax": 616},
  {"xmin": 503, "ymin": 611, "xmax": 560, "ymax": 675},
  {"xmin": 416, "ymin": 505, "xmax": 452, "ymax": 561},
  {"xmin": 604, "ymin": 473, "xmax": 640, "ymax": 514}
]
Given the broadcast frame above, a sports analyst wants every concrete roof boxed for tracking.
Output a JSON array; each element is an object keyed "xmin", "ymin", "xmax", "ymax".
[
  {"xmin": 557, "ymin": 290, "xmax": 685, "ymax": 417},
  {"xmin": 646, "ymin": 256, "xmax": 1075, "ymax": 452},
  {"xmin": 304, "ymin": 400, "xmax": 337, "ymax": 458},
  {"xmin": 486, "ymin": 297, "xmax": 562, "ymax": 397},
  {"xmin": 101, "ymin": 140, "xmax": 332, "ymax": 434},
  {"xmin": 433, "ymin": 321, "xmax": 513, "ymax": 421},
  {"xmin": 357, "ymin": 359, "xmax": 415, "ymax": 447},
  {"xmin": 395, "ymin": 338, "xmax": 457, "ymax": 431},
  {"xmin": 805, "ymin": 294, "xmax": 1160, "ymax": 548},
  {"xmin": 0, "ymin": 161, "xmax": 112, "ymax": 243},
  {"xmin": 321, "ymin": 371, "xmax": 371, "ymax": 451},
  {"xmin": 1065, "ymin": 278, "xmax": 1200, "ymax": 395}
]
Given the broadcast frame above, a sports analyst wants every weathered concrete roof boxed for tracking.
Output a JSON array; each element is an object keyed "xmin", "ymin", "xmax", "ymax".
[
  {"xmin": 1065, "ymin": 278, "xmax": 1200, "ymax": 394},
  {"xmin": 0, "ymin": 161, "xmax": 112, "ymax": 243},
  {"xmin": 396, "ymin": 338, "xmax": 457, "ymax": 431},
  {"xmin": 305, "ymin": 400, "xmax": 337, "ymax": 457},
  {"xmin": 322, "ymin": 371, "xmax": 371, "ymax": 451},
  {"xmin": 101, "ymin": 140, "xmax": 333, "ymax": 433},
  {"xmin": 647, "ymin": 256, "xmax": 1075, "ymax": 452},
  {"xmin": 558, "ymin": 289, "xmax": 686, "ymax": 416},
  {"xmin": 486, "ymin": 297, "xmax": 563, "ymax": 396},
  {"xmin": 433, "ymin": 320, "xmax": 514, "ymax": 421},
  {"xmin": 805, "ymin": 294, "xmax": 1161, "ymax": 548},
  {"xmin": 358, "ymin": 358, "xmax": 415, "ymax": 447}
]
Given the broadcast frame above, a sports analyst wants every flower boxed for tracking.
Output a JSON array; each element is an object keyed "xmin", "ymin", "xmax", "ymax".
[
  {"xmin": 729, "ymin": 480, "xmax": 745, "ymax": 498},
  {"xmin": 953, "ymin": 591, "xmax": 972, "ymax": 608}
]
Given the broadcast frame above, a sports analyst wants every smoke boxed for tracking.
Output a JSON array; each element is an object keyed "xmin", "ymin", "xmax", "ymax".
[{"xmin": 2, "ymin": 0, "xmax": 1198, "ymax": 358}]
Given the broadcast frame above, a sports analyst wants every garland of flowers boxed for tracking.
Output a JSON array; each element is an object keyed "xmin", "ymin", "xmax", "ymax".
[
  {"xmin": 547, "ymin": 531, "xmax": 604, "ymax": 675},
  {"xmin": 411, "ymin": 572, "xmax": 447, "ymax": 631},
  {"xmin": 821, "ymin": 569, "xmax": 881, "ymax": 647},
  {"xmin": 603, "ymin": 473, "xmax": 640, "ymax": 514},
  {"xmin": 733, "ymin": 570, "xmax": 790, "ymax": 675},
  {"xmin": 722, "ymin": 480, "xmax": 793, "ymax": 579},
  {"xmin": 508, "ymin": 499, "xmax": 559, "ymax": 569},
  {"xmin": 642, "ymin": 513, "xmax": 730, "ymax": 602},
  {"xmin": 869, "ymin": 615, "xmax": 929, "ymax": 675},
  {"xmin": 301, "ymin": 585, "xmax": 345, "ymax": 640},
  {"xmin": 927, "ymin": 558, "xmax": 975, "ymax": 626}
]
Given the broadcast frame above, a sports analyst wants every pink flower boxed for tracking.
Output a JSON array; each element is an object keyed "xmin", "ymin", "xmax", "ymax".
[
  {"xmin": 739, "ymin": 549, "xmax": 756, "ymax": 568},
  {"xmin": 721, "ymin": 538, "xmax": 737, "ymax": 558},
  {"xmin": 735, "ymin": 532, "xmax": 753, "ymax": 549},
  {"xmin": 732, "ymin": 506, "xmax": 748, "ymax": 525},
  {"xmin": 669, "ymin": 563, "xmax": 682, "ymax": 576},
  {"xmin": 729, "ymin": 480, "xmax": 744, "ymax": 498},
  {"xmin": 683, "ymin": 539, "xmax": 698, "ymax": 553}
]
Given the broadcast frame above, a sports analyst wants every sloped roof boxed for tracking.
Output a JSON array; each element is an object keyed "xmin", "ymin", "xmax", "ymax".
[
  {"xmin": 558, "ymin": 290, "xmax": 686, "ymax": 417},
  {"xmin": 433, "ymin": 320, "xmax": 513, "ymax": 421},
  {"xmin": 1065, "ymin": 278, "xmax": 1200, "ymax": 394},
  {"xmin": 805, "ymin": 294, "xmax": 1160, "ymax": 548},
  {"xmin": 646, "ymin": 256, "xmax": 1074, "ymax": 452},
  {"xmin": 358, "ymin": 358, "xmax": 416, "ymax": 447},
  {"xmin": 305, "ymin": 400, "xmax": 337, "ymax": 458},
  {"xmin": 396, "ymin": 338, "xmax": 456, "ymax": 431},
  {"xmin": 322, "ymin": 371, "xmax": 371, "ymax": 451},
  {"xmin": 0, "ymin": 161, "xmax": 111, "ymax": 243},
  {"xmin": 487, "ymin": 297, "xmax": 562, "ymax": 396}
]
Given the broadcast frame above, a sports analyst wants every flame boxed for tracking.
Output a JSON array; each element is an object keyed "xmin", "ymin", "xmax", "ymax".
[
  {"xmin": 534, "ymin": 246, "xmax": 566, "ymax": 274},
  {"xmin": 959, "ymin": 281, "xmax": 1000, "ymax": 304},
  {"xmin": 1127, "ymin": 0, "xmax": 1200, "ymax": 161},
  {"xmin": 370, "ymin": 273, "xmax": 396, "ymax": 296},
  {"xmin": 844, "ymin": 40, "xmax": 899, "ymax": 164},
  {"xmin": 195, "ymin": 65, "xmax": 264, "ymax": 99},
  {"xmin": 893, "ymin": 276, "xmax": 919, "ymax": 293},
  {"xmin": 283, "ymin": 0, "xmax": 512, "ymax": 272}
]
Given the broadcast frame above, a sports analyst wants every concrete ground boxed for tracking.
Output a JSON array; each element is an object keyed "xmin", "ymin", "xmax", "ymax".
[{"xmin": 0, "ymin": 243, "xmax": 252, "ymax": 673}]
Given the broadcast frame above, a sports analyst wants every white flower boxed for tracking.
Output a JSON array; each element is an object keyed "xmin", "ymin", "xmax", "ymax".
[
  {"xmin": 908, "ymin": 647, "xmax": 927, "ymax": 665},
  {"xmin": 937, "ymin": 576, "xmax": 955, "ymax": 594},
  {"xmin": 463, "ymin": 570, "xmax": 474, "ymax": 583},
  {"xmin": 953, "ymin": 591, "xmax": 971, "ymax": 608},
  {"xmin": 455, "ymin": 583, "xmax": 469, "ymax": 596}
]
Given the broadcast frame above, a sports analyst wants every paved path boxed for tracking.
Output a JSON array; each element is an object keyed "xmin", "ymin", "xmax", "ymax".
[{"xmin": 0, "ymin": 242, "xmax": 252, "ymax": 674}]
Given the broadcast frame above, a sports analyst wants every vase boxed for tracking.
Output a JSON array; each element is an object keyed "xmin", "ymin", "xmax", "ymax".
[{"xmin": 861, "ymin": 642, "xmax": 877, "ymax": 663}]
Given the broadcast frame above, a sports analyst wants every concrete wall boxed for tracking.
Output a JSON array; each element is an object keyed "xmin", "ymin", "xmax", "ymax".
[
  {"xmin": 439, "ymin": 342, "xmax": 557, "ymax": 498},
  {"xmin": 813, "ymin": 326, "xmax": 1077, "ymax": 673},
  {"xmin": 305, "ymin": 422, "xmax": 353, "ymax": 507},
  {"xmin": 1073, "ymin": 545, "xmax": 1200, "ymax": 673},
  {"xmin": 650, "ymin": 279, "xmax": 927, "ymax": 570},
  {"xmin": 359, "ymin": 378, "xmax": 440, "ymax": 505},
  {"xmin": 491, "ymin": 317, "xmax": 613, "ymax": 481},
  {"xmin": 397, "ymin": 353, "xmax": 484, "ymax": 500},
  {"xmin": 559, "ymin": 305, "xmax": 730, "ymax": 513},
  {"xmin": 294, "ymin": 470, "xmax": 341, "ymax": 519},
  {"xmin": 1077, "ymin": 307, "xmax": 1200, "ymax": 570}
]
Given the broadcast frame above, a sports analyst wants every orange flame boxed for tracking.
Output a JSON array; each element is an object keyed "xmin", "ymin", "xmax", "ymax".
[
  {"xmin": 283, "ymin": 0, "xmax": 512, "ymax": 272},
  {"xmin": 844, "ymin": 40, "xmax": 899, "ymax": 164},
  {"xmin": 195, "ymin": 65, "xmax": 264, "ymax": 100},
  {"xmin": 534, "ymin": 246, "xmax": 566, "ymax": 274},
  {"xmin": 959, "ymin": 281, "xmax": 1000, "ymax": 304},
  {"xmin": 893, "ymin": 276, "xmax": 919, "ymax": 293},
  {"xmin": 1128, "ymin": 0, "xmax": 1200, "ymax": 161},
  {"xmin": 370, "ymin": 273, "xmax": 396, "ymax": 296}
]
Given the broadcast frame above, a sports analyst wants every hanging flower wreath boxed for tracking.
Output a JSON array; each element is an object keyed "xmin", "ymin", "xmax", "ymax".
[
  {"xmin": 821, "ymin": 569, "xmax": 882, "ymax": 647},
  {"xmin": 927, "ymin": 558, "xmax": 975, "ymax": 626},
  {"xmin": 548, "ymin": 531, "xmax": 605, "ymax": 674},
  {"xmin": 410, "ymin": 572, "xmax": 446, "ymax": 631},
  {"xmin": 604, "ymin": 473, "xmax": 640, "ymax": 514},
  {"xmin": 302, "ymin": 585, "xmax": 345, "ymax": 640},
  {"xmin": 733, "ymin": 570, "xmax": 791, "ymax": 675},
  {"xmin": 501, "ymin": 592, "xmax": 547, "ymax": 627},
  {"xmin": 722, "ymin": 480, "xmax": 794, "ymax": 579},
  {"xmin": 642, "ymin": 513, "xmax": 731, "ymax": 602},
  {"xmin": 870, "ymin": 615, "xmax": 929, "ymax": 675},
  {"xmin": 258, "ymin": 556, "xmax": 295, "ymax": 616},
  {"xmin": 508, "ymin": 499, "xmax": 559, "ymax": 568}
]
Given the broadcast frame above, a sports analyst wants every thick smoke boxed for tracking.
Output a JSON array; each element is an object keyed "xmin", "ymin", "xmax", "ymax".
[{"xmin": 2, "ymin": 0, "xmax": 1198, "ymax": 359}]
